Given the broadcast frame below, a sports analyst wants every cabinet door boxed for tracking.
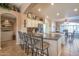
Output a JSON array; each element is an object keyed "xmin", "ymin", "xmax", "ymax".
[
  {"xmin": 27, "ymin": 19, "xmax": 32, "ymax": 27},
  {"xmin": 32, "ymin": 20, "xmax": 37, "ymax": 27},
  {"xmin": 32, "ymin": 20, "xmax": 34, "ymax": 27},
  {"xmin": 35, "ymin": 20, "xmax": 38, "ymax": 27}
]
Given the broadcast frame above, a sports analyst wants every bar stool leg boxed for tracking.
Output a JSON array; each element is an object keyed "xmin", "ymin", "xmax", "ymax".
[
  {"xmin": 35, "ymin": 49, "xmax": 38, "ymax": 56},
  {"xmin": 25, "ymin": 48, "xmax": 27, "ymax": 53},
  {"xmin": 27, "ymin": 46, "xmax": 29, "ymax": 55},
  {"xmin": 39, "ymin": 50, "xmax": 43, "ymax": 56},
  {"xmin": 32, "ymin": 48, "xmax": 34, "ymax": 56},
  {"xmin": 21, "ymin": 44, "xmax": 24, "ymax": 50},
  {"xmin": 47, "ymin": 48, "xmax": 49, "ymax": 56},
  {"xmin": 25, "ymin": 43, "xmax": 27, "ymax": 53},
  {"xmin": 25, "ymin": 45, "xmax": 27, "ymax": 53},
  {"xmin": 31, "ymin": 47, "xmax": 35, "ymax": 56}
]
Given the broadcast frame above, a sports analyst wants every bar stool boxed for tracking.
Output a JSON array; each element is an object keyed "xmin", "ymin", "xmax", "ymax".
[
  {"xmin": 23, "ymin": 33, "xmax": 50, "ymax": 56},
  {"xmin": 25, "ymin": 34, "xmax": 39, "ymax": 55},
  {"xmin": 23, "ymin": 33, "xmax": 31, "ymax": 55},
  {"xmin": 32, "ymin": 35, "xmax": 50, "ymax": 56},
  {"xmin": 18, "ymin": 31, "xmax": 25, "ymax": 50}
]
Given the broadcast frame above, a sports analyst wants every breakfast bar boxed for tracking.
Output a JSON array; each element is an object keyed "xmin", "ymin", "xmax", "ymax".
[{"xmin": 35, "ymin": 33, "xmax": 65, "ymax": 56}]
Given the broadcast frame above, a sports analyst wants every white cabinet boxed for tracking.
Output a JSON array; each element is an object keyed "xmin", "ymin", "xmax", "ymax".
[
  {"xmin": 35, "ymin": 20, "xmax": 38, "ymax": 27},
  {"xmin": 27, "ymin": 19, "xmax": 32, "ymax": 27},
  {"xmin": 27, "ymin": 19, "xmax": 43, "ymax": 27}
]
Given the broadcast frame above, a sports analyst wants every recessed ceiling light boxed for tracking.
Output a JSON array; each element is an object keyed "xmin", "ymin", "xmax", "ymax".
[
  {"xmin": 74, "ymin": 8, "xmax": 78, "ymax": 12},
  {"xmin": 38, "ymin": 8, "xmax": 41, "ymax": 12},
  {"xmin": 51, "ymin": 3, "xmax": 54, "ymax": 5},
  {"xmin": 56, "ymin": 13, "xmax": 60, "ymax": 16}
]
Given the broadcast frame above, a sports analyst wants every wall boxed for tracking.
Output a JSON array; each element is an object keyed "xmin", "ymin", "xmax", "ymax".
[{"xmin": 20, "ymin": 13, "xmax": 27, "ymax": 32}]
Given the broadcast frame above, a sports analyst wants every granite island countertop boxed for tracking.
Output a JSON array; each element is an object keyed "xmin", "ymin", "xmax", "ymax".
[{"xmin": 34, "ymin": 32, "xmax": 63, "ymax": 41}]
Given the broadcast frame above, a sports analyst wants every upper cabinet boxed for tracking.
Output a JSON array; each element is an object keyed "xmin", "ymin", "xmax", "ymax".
[
  {"xmin": 27, "ymin": 18, "xmax": 43, "ymax": 27},
  {"xmin": 26, "ymin": 12, "xmax": 44, "ymax": 27}
]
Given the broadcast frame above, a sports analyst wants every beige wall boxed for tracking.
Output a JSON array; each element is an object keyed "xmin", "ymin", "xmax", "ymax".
[{"xmin": 20, "ymin": 13, "xmax": 27, "ymax": 32}]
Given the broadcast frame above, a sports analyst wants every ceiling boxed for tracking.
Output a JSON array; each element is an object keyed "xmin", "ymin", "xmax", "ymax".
[
  {"xmin": 10, "ymin": 3, "xmax": 79, "ymax": 22},
  {"xmin": 11, "ymin": 3, "xmax": 23, "ymax": 8},
  {"xmin": 25, "ymin": 3, "xmax": 79, "ymax": 22},
  {"xmin": 10, "ymin": 3, "xmax": 31, "ymax": 13}
]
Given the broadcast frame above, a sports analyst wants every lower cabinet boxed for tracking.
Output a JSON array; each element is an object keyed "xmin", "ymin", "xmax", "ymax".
[{"xmin": 1, "ymin": 31, "xmax": 13, "ymax": 41}]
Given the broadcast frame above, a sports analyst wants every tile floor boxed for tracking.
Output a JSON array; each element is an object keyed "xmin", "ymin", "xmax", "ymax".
[
  {"xmin": 61, "ymin": 38, "xmax": 79, "ymax": 56},
  {"xmin": 0, "ymin": 38, "xmax": 79, "ymax": 56},
  {"xmin": 0, "ymin": 40, "xmax": 26, "ymax": 56}
]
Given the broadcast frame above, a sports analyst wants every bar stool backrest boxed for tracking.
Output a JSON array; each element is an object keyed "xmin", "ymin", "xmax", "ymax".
[
  {"xmin": 31, "ymin": 36, "xmax": 39, "ymax": 45},
  {"xmin": 33, "ymin": 34, "xmax": 43, "ymax": 50},
  {"xmin": 18, "ymin": 31, "xmax": 23, "ymax": 40},
  {"xmin": 27, "ymin": 33, "xmax": 41, "ymax": 47},
  {"xmin": 27, "ymin": 34, "xmax": 32, "ymax": 45},
  {"xmin": 18, "ymin": 31, "xmax": 24, "ymax": 45},
  {"xmin": 23, "ymin": 33, "xmax": 28, "ymax": 42}
]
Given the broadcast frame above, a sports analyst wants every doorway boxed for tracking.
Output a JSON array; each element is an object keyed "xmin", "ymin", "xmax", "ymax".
[{"xmin": 1, "ymin": 13, "xmax": 16, "ymax": 48}]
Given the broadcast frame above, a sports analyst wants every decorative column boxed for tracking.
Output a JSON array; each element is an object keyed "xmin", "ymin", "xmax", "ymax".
[
  {"xmin": 49, "ymin": 19, "xmax": 52, "ymax": 33},
  {"xmin": 43, "ymin": 18, "xmax": 50, "ymax": 34}
]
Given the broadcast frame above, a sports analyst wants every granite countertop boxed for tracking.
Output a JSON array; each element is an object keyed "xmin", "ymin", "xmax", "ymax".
[
  {"xmin": 35, "ymin": 33, "xmax": 61, "ymax": 41},
  {"xmin": 43, "ymin": 33, "xmax": 61, "ymax": 41}
]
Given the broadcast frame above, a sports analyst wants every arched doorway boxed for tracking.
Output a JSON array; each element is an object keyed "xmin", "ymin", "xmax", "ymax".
[{"xmin": 1, "ymin": 13, "xmax": 16, "ymax": 48}]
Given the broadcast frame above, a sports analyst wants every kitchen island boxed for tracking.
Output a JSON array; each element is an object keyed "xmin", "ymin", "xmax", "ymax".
[{"xmin": 36, "ymin": 33, "xmax": 65, "ymax": 56}]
